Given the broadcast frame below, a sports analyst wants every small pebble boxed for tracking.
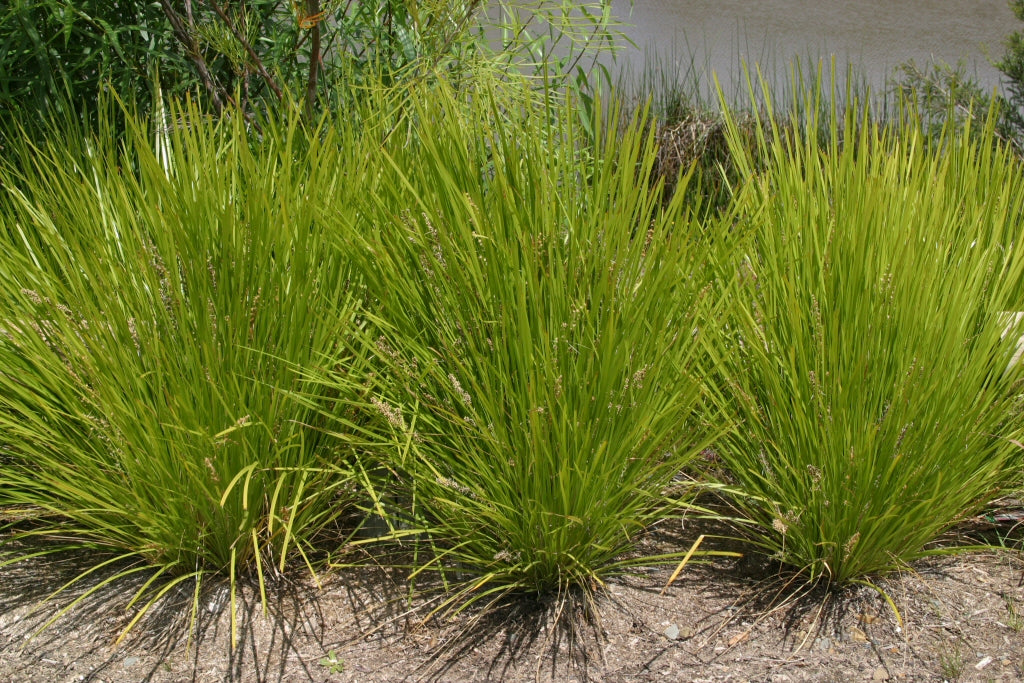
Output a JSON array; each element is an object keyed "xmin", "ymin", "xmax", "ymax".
[
  {"xmin": 663, "ymin": 624, "xmax": 679, "ymax": 641},
  {"xmin": 123, "ymin": 656, "xmax": 140, "ymax": 668}
]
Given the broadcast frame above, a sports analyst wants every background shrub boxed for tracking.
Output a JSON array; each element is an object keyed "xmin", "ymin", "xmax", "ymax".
[{"xmin": 0, "ymin": 1, "xmax": 627, "ymax": 123}]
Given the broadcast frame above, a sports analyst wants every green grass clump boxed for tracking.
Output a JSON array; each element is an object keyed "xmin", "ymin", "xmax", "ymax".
[
  {"xmin": 0, "ymin": 104, "xmax": 366, "ymax": 636},
  {"xmin": 315, "ymin": 83, "xmax": 731, "ymax": 606},
  {"xmin": 713, "ymin": 85, "xmax": 1024, "ymax": 584}
]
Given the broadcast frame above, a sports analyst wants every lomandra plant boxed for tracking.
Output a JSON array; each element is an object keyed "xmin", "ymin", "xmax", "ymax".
[
  {"xmin": 0, "ymin": 102, "xmax": 366, "ymax": 640},
  {"xmin": 315, "ymin": 81, "xmax": 732, "ymax": 610},
  {"xmin": 714, "ymin": 80, "xmax": 1024, "ymax": 585}
]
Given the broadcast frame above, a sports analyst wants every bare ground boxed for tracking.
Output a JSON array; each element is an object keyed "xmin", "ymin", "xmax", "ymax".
[{"xmin": 1, "ymin": 519, "xmax": 1023, "ymax": 683}]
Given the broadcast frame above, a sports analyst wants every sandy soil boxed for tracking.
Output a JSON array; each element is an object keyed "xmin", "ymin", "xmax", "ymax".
[{"xmin": 1, "ymin": 519, "xmax": 1022, "ymax": 683}]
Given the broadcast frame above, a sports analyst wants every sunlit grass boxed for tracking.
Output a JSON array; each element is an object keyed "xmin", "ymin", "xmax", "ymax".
[
  {"xmin": 0, "ymin": 102, "xmax": 369, "ymax": 639},
  {"xmin": 313, "ymin": 82, "xmax": 735, "ymax": 609},
  {"xmin": 6, "ymin": 60, "xmax": 1023, "ymax": 654},
  {"xmin": 712, "ymin": 76, "xmax": 1024, "ymax": 584}
]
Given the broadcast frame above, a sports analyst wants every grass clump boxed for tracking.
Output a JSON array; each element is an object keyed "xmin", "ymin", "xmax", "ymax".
[
  {"xmin": 316, "ymin": 82, "xmax": 732, "ymax": 607},
  {"xmin": 0, "ymin": 103, "xmax": 367, "ymax": 637},
  {"xmin": 712, "ymin": 81, "xmax": 1024, "ymax": 584}
]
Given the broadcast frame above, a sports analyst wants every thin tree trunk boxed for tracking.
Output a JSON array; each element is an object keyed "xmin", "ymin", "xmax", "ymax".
[
  {"xmin": 208, "ymin": 0, "xmax": 284, "ymax": 102},
  {"xmin": 159, "ymin": 0, "xmax": 226, "ymax": 114},
  {"xmin": 305, "ymin": 0, "xmax": 322, "ymax": 121}
]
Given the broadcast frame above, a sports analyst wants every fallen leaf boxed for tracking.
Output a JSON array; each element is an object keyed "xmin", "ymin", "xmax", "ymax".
[{"xmin": 728, "ymin": 630, "xmax": 750, "ymax": 647}]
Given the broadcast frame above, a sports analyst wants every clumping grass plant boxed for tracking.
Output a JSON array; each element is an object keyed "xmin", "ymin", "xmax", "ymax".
[
  {"xmin": 314, "ymin": 82, "xmax": 734, "ymax": 610},
  {"xmin": 0, "ymin": 103, "xmax": 367, "ymax": 639},
  {"xmin": 713, "ymin": 80, "xmax": 1024, "ymax": 585}
]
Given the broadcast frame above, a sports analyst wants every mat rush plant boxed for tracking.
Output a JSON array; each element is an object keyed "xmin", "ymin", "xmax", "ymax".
[
  {"xmin": 315, "ymin": 82, "xmax": 735, "ymax": 613},
  {"xmin": 714, "ymin": 80, "xmax": 1024, "ymax": 587},
  {"xmin": 0, "ymin": 104, "xmax": 367, "ymax": 642}
]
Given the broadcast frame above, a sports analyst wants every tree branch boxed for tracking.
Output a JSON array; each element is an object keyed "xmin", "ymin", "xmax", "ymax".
[
  {"xmin": 159, "ymin": 0, "xmax": 226, "ymax": 114},
  {"xmin": 207, "ymin": 0, "xmax": 284, "ymax": 102},
  {"xmin": 305, "ymin": 0, "xmax": 322, "ymax": 120}
]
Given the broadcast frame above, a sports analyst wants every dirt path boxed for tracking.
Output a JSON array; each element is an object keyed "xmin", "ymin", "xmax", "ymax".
[{"xmin": 1, "ymin": 524, "xmax": 1022, "ymax": 682}]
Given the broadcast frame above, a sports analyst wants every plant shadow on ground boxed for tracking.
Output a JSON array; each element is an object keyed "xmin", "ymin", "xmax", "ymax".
[
  {"xmin": 626, "ymin": 518, "xmax": 862, "ymax": 655},
  {"xmin": 0, "ymin": 526, "xmax": 413, "ymax": 682},
  {"xmin": 408, "ymin": 588, "xmax": 604, "ymax": 683},
  {"xmin": 399, "ymin": 514, "xmax": 883, "ymax": 682},
  {"xmin": 1, "ymin": 507, "xmax": 1023, "ymax": 682},
  {"xmin": 615, "ymin": 505, "xmax": 1024, "ymax": 682}
]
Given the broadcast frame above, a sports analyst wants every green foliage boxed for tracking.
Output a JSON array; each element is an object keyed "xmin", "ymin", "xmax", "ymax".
[
  {"xmin": 0, "ymin": 100, "xmax": 368, "ymax": 639},
  {"xmin": 0, "ymin": 1, "xmax": 627, "ymax": 122},
  {"xmin": 313, "ymin": 80, "xmax": 730, "ymax": 606},
  {"xmin": 939, "ymin": 644, "xmax": 967, "ymax": 681},
  {"xmin": 893, "ymin": 0, "xmax": 1024, "ymax": 152},
  {"xmin": 318, "ymin": 649, "xmax": 345, "ymax": 674},
  {"xmin": 0, "ymin": 1, "xmax": 183, "ymax": 116},
  {"xmin": 713, "ymin": 82, "xmax": 1024, "ymax": 584},
  {"xmin": 891, "ymin": 59, "xmax": 1022, "ymax": 148},
  {"xmin": 995, "ymin": 0, "xmax": 1024, "ymax": 124}
]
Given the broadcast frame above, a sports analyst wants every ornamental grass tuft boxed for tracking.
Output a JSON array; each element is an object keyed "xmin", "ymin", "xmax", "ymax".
[
  {"xmin": 713, "ymin": 78, "xmax": 1024, "ymax": 585},
  {"xmin": 313, "ymin": 82, "xmax": 734, "ymax": 609},
  {"xmin": 0, "ymin": 102, "xmax": 367, "ymax": 640}
]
